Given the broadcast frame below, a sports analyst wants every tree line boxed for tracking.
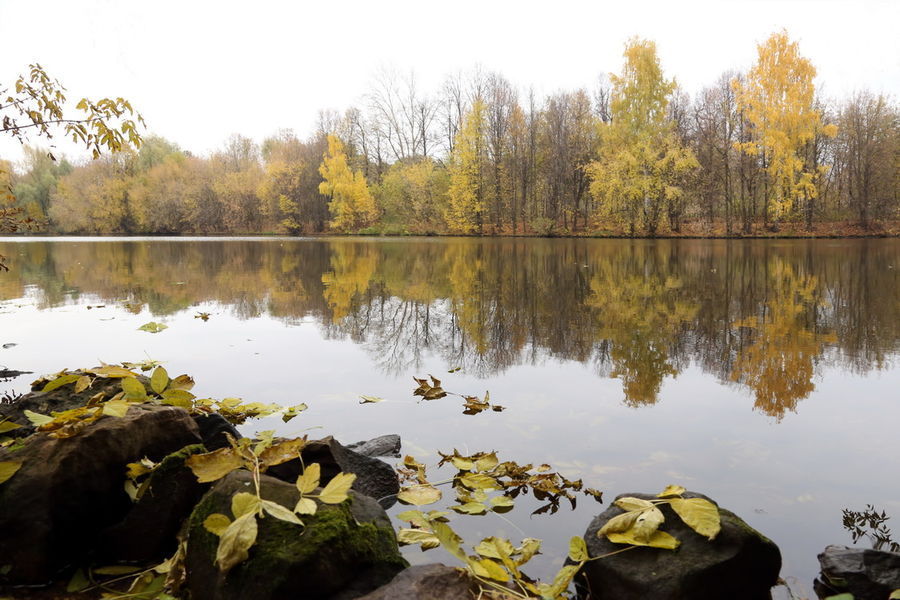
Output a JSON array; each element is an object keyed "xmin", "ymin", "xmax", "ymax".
[{"xmin": 3, "ymin": 32, "xmax": 898, "ymax": 237}]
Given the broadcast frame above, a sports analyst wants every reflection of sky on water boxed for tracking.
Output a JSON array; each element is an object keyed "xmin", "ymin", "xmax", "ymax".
[{"xmin": 0, "ymin": 237, "xmax": 898, "ymax": 591}]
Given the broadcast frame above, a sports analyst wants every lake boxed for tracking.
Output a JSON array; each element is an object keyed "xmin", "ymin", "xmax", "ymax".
[{"xmin": 1, "ymin": 236, "xmax": 898, "ymax": 594}]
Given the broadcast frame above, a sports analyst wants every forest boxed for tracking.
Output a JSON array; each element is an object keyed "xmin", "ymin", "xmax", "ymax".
[{"xmin": 2, "ymin": 32, "xmax": 898, "ymax": 237}]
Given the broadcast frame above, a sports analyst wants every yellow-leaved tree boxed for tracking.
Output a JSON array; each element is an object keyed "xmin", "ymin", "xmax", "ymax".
[
  {"xmin": 445, "ymin": 99, "xmax": 487, "ymax": 234},
  {"xmin": 733, "ymin": 30, "xmax": 837, "ymax": 225},
  {"xmin": 587, "ymin": 38, "xmax": 697, "ymax": 236},
  {"xmin": 317, "ymin": 134, "xmax": 377, "ymax": 233}
]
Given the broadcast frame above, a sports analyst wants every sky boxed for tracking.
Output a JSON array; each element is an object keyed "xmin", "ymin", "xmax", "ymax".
[{"xmin": 1, "ymin": 0, "xmax": 898, "ymax": 164}]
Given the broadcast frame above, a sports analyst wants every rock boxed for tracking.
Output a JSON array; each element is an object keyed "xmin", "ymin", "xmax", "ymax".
[
  {"xmin": 192, "ymin": 413, "xmax": 241, "ymax": 450},
  {"xmin": 267, "ymin": 436, "xmax": 400, "ymax": 509},
  {"xmin": 0, "ymin": 404, "xmax": 202, "ymax": 584},
  {"xmin": 97, "ymin": 443, "xmax": 208, "ymax": 563},
  {"xmin": 354, "ymin": 564, "xmax": 481, "ymax": 600},
  {"xmin": 0, "ymin": 376, "xmax": 143, "ymax": 437},
  {"xmin": 346, "ymin": 434, "xmax": 402, "ymax": 458},
  {"xmin": 183, "ymin": 470, "xmax": 407, "ymax": 600},
  {"xmin": 0, "ymin": 368, "xmax": 32, "ymax": 379},
  {"xmin": 814, "ymin": 545, "xmax": 900, "ymax": 600},
  {"xmin": 581, "ymin": 491, "xmax": 781, "ymax": 600}
]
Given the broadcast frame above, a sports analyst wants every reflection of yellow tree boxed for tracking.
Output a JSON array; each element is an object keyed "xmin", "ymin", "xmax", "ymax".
[
  {"xmin": 321, "ymin": 244, "xmax": 378, "ymax": 323},
  {"xmin": 588, "ymin": 259, "xmax": 698, "ymax": 406},
  {"xmin": 730, "ymin": 259, "xmax": 836, "ymax": 419},
  {"xmin": 447, "ymin": 245, "xmax": 488, "ymax": 355}
]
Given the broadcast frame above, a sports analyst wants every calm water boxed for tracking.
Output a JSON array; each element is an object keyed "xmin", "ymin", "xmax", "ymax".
[{"xmin": 1, "ymin": 236, "xmax": 898, "ymax": 592}]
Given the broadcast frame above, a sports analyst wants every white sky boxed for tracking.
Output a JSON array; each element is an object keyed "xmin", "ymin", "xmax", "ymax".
[{"xmin": 1, "ymin": 0, "xmax": 898, "ymax": 164}]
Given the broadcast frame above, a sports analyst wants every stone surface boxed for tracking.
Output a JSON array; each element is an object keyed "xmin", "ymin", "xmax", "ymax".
[
  {"xmin": 97, "ymin": 443, "xmax": 208, "ymax": 563},
  {"xmin": 184, "ymin": 470, "xmax": 407, "ymax": 600},
  {"xmin": 581, "ymin": 491, "xmax": 781, "ymax": 600},
  {"xmin": 192, "ymin": 412, "xmax": 241, "ymax": 450},
  {"xmin": 346, "ymin": 434, "xmax": 402, "ymax": 458},
  {"xmin": 0, "ymin": 404, "xmax": 202, "ymax": 584},
  {"xmin": 814, "ymin": 544, "xmax": 900, "ymax": 600},
  {"xmin": 354, "ymin": 564, "xmax": 481, "ymax": 600},
  {"xmin": 267, "ymin": 436, "xmax": 400, "ymax": 509}
]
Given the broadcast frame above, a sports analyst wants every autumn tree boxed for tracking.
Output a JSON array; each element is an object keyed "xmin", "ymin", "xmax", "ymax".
[
  {"xmin": 445, "ymin": 99, "xmax": 487, "ymax": 233},
  {"xmin": 734, "ymin": 31, "xmax": 837, "ymax": 226},
  {"xmin": 318, "ymin": 134, "xmax": 377, "ymax": 232},
  {"xmin": 587, "ymin": 38, "xmax": 698, "ymax": 236}
]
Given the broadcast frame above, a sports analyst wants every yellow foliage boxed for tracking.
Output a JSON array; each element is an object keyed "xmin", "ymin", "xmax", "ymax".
[
  {"xmin": 318, "ymin": 134, "xmax": 377, "ymax": 232},
  {"xmin": 445, "ymin": 100, "xmax": 487, "ymax": 234}
]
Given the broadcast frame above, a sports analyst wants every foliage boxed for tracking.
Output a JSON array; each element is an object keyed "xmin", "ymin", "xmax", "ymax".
[
  {"xmin": 596, "ymin": 485, "xmax": 720, "ymax": 549},
  {"xmin": 587, "ymin": 38, "xmax": 698, "ymax": 236},
  {"xmin": 733, "ymin": 30, "xmax": 837, "ymax": 222},
  {"xmin": 446, "ymin": 100, "xmax": 487, "ymax": 233},
  {"xmin": 318, "ymin": 134, "xmax": 378, "ymax": 232}
]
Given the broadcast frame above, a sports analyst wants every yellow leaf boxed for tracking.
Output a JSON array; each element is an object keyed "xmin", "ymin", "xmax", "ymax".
[
  {"xmin": 89, "ymin": 365, "xmax": 137, "ymax": 379},
  {"xmin": 451, "ymin": 502, "xmax": 487, "ymax": 515},
  {"xmin": 607, "ymin": 529, "xmax": 680, "ymax": 550},
  {"xmin": 658, "ymin": 484, "xmax": 686, "ymax": 498},
  {"xmin": 215, "ymin": 513, "xmax": 257, "ymax": 573},
  {"xmin": 0, "ymin": 420, "xmax": 22, "ymax": 434},
  {"xmin": 450, "ymin": 456, "xmax": 474, "ymax": 471},
  {"xmin": 185, "ymin": 448, "xmax": 244, "ymax": 483},
  {"xmin": 74, "ymin": 375, "xmax": 92, "ymax": 394},
  {"xmin": 468, "ymin": 558, "xmax": 508, "ymax": 582},
  {"xmin": 231, "ymin": 492, "xmax": 260, "ymax": 518},
  {"xmin": 515, "ymin": 538, "xmax": 542, "ymax": 565},
  {"xmin": 294, "ymin": 497, "xmax": 317, "ymax": 515},
  {"xmin": 318, "ymin": 472, "xmax": 356, "ymax": 504},
  {"xmin": 358, "ymin": 396, "xmax": 384, "ymax": 404},
  {"xmin": 42, "ymin": 373, "xmax": 80, "ymax": 392},
  {"xmin": 431, "ymin": 521, "xmax": 466, "ymax": 561},
  {"xmin": 168, "ymin": 374, "xmax": 195, "ymax": 390},
  {"xmin": 296, "ymin": 463, "xmax": 321, "ymax": 494},
  {"xmin": 160, "ymin": 388, "xmax": 195, "ymax": 408},
  {"xmin": 397, "ymin": 484, "xmax": 442, "ymax": 506},
  {"xmin": 259, "ymin": 438, "xmax": 306, "ymax": 468},
  {"xmin": 24, "ymin": 409, "xmax": 54, "ymax": 426},
  {"xmin": 614, "ymin": 496, "xmax": 656, "ymax": 512},
  {"xmin": 397, "ymin": 528, "xmax": 440, "ymax": 549},
  {"xmin": 632, "ymin": 506, "xmax": 665, "ymax": 542},
  {"xmin": 0, "ymin": 461, "xmax": 22, "ymax": 485},
  {"xmin": 568, "ymin": 536, "xmax": 588, "ymax": 562},
  {"xmin": 150, "ymin": 367, "xmax": 169, "ymax": 395},
  {"xmin": 597, "ymin": 511, "xmax": 640, "ymax": 538},
  {"xmin": 102, "ymin": 399, "xmax": 131, "ymax": 418},
  {"xmin": 121, "ymin": 377, "xmax": 147, "ymax": 399},
  {"xmin": 668, "ymin": 497, "xmax": 721, "ymax": 540},
  {"xmin": 540, "ymin": 564, "xmax": 581, "ymax": 598},
  {"xmin": 474, "ymin": 452, "xmax": 499, "ymax": 472},
  {"xmin": 261, "ymin": 499, "xmax": 303, "ymax": 525}
]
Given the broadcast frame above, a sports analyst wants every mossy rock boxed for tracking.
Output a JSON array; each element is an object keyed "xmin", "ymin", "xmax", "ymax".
[{"xmin": 184, "ymin": 470, "xmax": 408, "ymax": 600}]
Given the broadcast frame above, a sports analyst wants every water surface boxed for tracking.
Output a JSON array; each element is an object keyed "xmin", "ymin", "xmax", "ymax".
[{"xmin": 1, "ymin": 236, "xmax": 897, "ymax": 593}]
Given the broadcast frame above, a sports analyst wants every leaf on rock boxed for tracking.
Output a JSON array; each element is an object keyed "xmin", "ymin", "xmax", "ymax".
[
  {"xmin": 102, "ymin": 399, "xmax": 131, "ymax": 418},
  {"xmin": 657, "ymin": 484, "xmax": 687, "ymax": 498},
  {"xmin": 668, "ymin": 497, "xmax": 721, "ymax": 540},
  {"xmin": 89, "ymin": 365, "xmax": 138, "ymax": 378},
  {"xmin": 42, "ymin": 373, "xmax": 80, "ymax": 393},
  {"xmin": 0, "ymin": 420, "xmax": 22, "ymax": 434},
  {"xmin": 24, "ymin": 409, "xmax": 54, "ymax": 426},
  {"xmin": 160, "ymin": 388, "xmax": 195, "ymax": 408},
  {"xmin": 597, "ymin": 511, "xmax": 641, "ymax": 538},
  {"xmin": 121, "ymin": 377, "xmax": 147, "ymax": 400},
  {"xmin": 294, "ymin": 497, "xmax": 317, "ymax": 515},
  {"xmin": 74, "ymin": 375, "xmax": 92, "ymax": 394},
  {"xmin": 0, "ymin": 461, "xmax": 22, "ymax": 485},
  {"xmin": 168, "ymin": 374, "xmax": 195, "ymax": 391},
  {"xmin": 150, "ymin": 367, "xmax": 169, "ymax": 395},
  {"xmin": 259, "ymin": 437, "xmax": 306, "ymax": 468},
  {"xmin": 296, "ymin": 463, "xmax": 321, "ymax": 494},
  {"xmin": 231, "ymin": 492, "xmax": 260, "ymax": 518},
  {"xmin": 607, "ymin": 529, "xmax": 680, "ymax": 550},
  {"xmin": 185, "ymin": 448, "xmax": 244, "ymax": 483},
  {"xmin": 567, "ymin": 536, "xmax": 588, "ymax": 562},
  {"xmin": 215, "ymin": 513, "xmax": 257, "ymax": 573},
  {"xmin": 318, "ymin": 472, "xmax": 356, "ymax": 504},
  {"xmin": 614, "ymin": 496, "xmax": 656, "ymax": 512},
  {"xmin": 261, "ymin": 499, "xmax": 303, "ymax": 525},
  {"xmin": 632, "ymin": 506, "xmax": 665, "ymax": 542},
  {"xmin": 397, "ymin": 484, "xmax": 442, "ymax": 506}
]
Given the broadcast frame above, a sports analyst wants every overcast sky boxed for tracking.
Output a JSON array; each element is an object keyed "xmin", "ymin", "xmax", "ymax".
[{"xmin": 1, "ymin": 0, "xmax": 898, "ymax": 164}]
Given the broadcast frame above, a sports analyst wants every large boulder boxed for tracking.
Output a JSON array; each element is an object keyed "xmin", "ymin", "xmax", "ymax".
[
  {"xmin": 814, "ymin": 545, "xmax": 900, "ymax": 600},
  {"xmin": 354, "ymin": 564, "xmax": 481, "ymax": 600},
  {"xmin": 97, "ymin": 443, "xmax": 208, "ymax": 563},
  {"xmin": 346, "ymin": 434, "xmax": 401, "ymax": 458},
  {"xmin": 581, "ymin": 491, "xmax": 781, "ymax": 600},
  {"xmin": 0, "ymin": 404, "xmax": 202, "ymax": 584},
  {"xmin": 192, "ymin": 412, "xmax": 242, "ymax": 450},
  {"xmin": 184, "ymin": 470, "xmax": 408, "ymax": 600},
  {"xmin": 267, "ymin": 436, "xmax": 400, "ymax": 509}
]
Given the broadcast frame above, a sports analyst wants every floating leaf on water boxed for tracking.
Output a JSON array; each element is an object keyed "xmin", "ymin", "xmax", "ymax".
[
  {"xmin": 195, "ymin": 312, "xmax": 211, "ymax": 321},
  {"xmin": 138, "ymin": 321, "xmax": 167, "ymax": 333},
  {"xmin": 89, "ymin": 365, "xmax": 138, "ymax": 378},
  {"xmin": 447, "ymin": 367, "xmax": 461, "ymax": 373},
  {"xmin": 215, "ymin": 513, "xmax": 257, "ymax": 573},
  {"xmin": 539, "ymin": 564, "xmax": 581, "ymax": 598},
  {"xmin": 467, "ymin": 557, "xmax": 509, "ymax": 582},
  {"xmin": 475, "ymin": 452, "xmax": 499, "ymax": 472},
  {"xmin": 397, "ymin": 484, "xmax": 442, "ymax": 506},
  {"xmin": 668, "ymin": 497, "xmax": 721, "ymax": 540},
  {"xmin": 658, "ymin": 484, "xmax": 687, "ymax": 498},
  {"xmin": 490, "ymin": 496, "xmax": 515, "ymax": 511},
  {"xmin": 397, "ymin": 528, "xmax": 441, "ymax": 549},
  {"xmin": 358, "ymin": 395, "xmax": 384, "ymax": 404},
  {"xmin": 318, "ymin": 472, "xmax": 356, "ymax": 504},
  {"xmin": 451, "ymin": 502, "xmax": 488, "ymax": 515},
  {"xmin": 450, "ymin": 456, "xmax": 475, "ymax": 471},
  {"xmin": 281, "ymin": 403, "xmax": 308, "ymax": 422},
  {"xmin": 0, "ymin": 461, "xmax": 22, "ymax": 485},
  {"xmin": 413, "ymin": 375, "xmax": 447, "ymax": 400}
]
